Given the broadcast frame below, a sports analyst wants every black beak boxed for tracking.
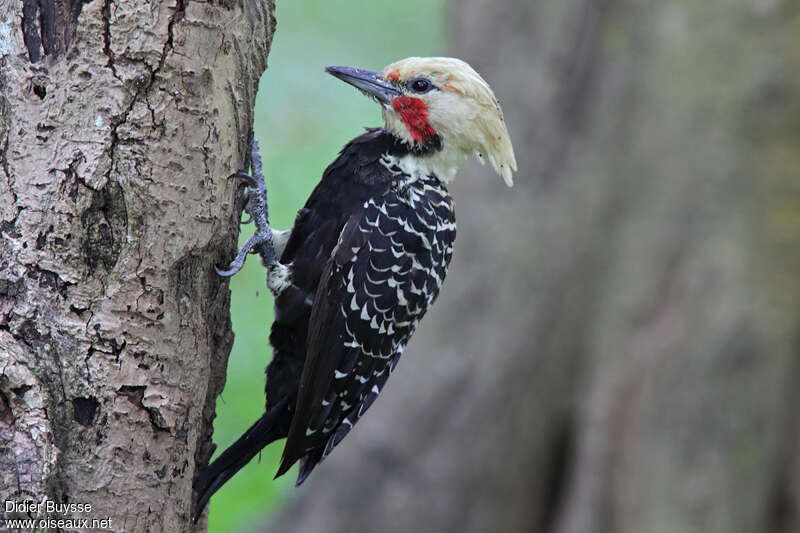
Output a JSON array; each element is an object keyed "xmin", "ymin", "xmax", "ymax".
[{"xmin": 325, "ymin": 66, "xmax": 400, "ymax": 105}]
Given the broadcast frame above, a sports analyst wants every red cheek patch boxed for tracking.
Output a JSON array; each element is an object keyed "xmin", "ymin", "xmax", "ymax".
[{"xmin": 392, "ymin": 96, "xmax": 436, "ymax": 143}]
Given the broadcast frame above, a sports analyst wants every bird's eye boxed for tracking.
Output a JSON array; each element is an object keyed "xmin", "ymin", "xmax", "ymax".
[{"xmin": 409, "ymin": 78, "xmax": 432, "ymax": 94}]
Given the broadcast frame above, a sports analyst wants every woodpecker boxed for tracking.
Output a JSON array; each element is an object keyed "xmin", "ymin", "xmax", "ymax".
[{"xmin": 193, "ymin": 57, "xmax": 516, "ymax": 519}]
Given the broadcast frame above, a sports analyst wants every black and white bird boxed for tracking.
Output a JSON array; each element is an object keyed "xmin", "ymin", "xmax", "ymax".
[{"xmin": 193, "ymin": 56, "xmax": 516, "ymax": 518}]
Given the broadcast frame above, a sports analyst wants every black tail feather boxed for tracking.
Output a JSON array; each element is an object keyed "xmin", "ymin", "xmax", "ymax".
[
  {"xmin": 193, "ymin": 400, "xmax": 289, "ymax": 522},
  {"xmin": 296, "ymin": 447, "xmax": 325, "ymax": 486}
]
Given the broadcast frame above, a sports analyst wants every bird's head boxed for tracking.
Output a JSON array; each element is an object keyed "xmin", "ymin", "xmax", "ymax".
[{"xmin": 326, "ymin": 57, "xmax": 517, "ymax": 186}]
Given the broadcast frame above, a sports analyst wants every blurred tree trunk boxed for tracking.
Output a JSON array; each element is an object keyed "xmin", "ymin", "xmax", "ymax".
[
  {"xmin": 266, "ymin": 1, "xmax": 800, "ymax": 533},
  {"xmin": 0, "ymin": 0, "xmax": 274, "ymax": 530}
]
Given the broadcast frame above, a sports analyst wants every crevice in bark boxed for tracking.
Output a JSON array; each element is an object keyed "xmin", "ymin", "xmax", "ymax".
[
  {"xmin": 80, "ymin": 180, "xmax": 127, "ymax": 275},
  {"xmin": 21, "ymin": 0, "xmax": 90, "ymax": 63},
  {"xmin": 118, "ymin": 384, "xmax": 169, "ymax": 432},
  {"xmin": 159, "ymin": 0, "xmax": 187, "ymax": 73},
  {"xmin": 21, "ymin": 0, "xmax": 44, "ymax": 63},
  {"xmin": 101, "ymin": 0, "xmax": 117, "ymax": 76},
  {"xmin": 0, "ymin": 278, "xmax": 25, "ymax": 298},
  {"xmin": 32, "ymin": 84, "xmax": 46, "ymax": 99},
  {"xmin": 1, "ymin": 130, "xmax": 10, "ymax": 180},
  {"xmin": 72, "ymin": 396, "xmax": 99, "ymax": 427},
  {"xmin": 26, "ymin": 266, "xmax": 73, "ymax": 298},
  {"xmin": 89, "ymin": 324, "xmax": 125, "ymax": 359},
  {"xmin": 61, "ymin": 152, "xmax": 87, "ymax": 202},
  {"xmin": 117, "ymin": 385, "xmax": 145, "ymax": 406},
  {"xmin": 0, "ymin": 389, "xmax": 13, "ymax": 426}
]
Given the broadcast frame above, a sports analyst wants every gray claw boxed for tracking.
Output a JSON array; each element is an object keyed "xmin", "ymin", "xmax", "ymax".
[
  {"xmin": 215, "ymin": 264, "xmax": 242, "ymax": 277},
  {"xmin": 229, "ymin": 171, "xmax": 258, "ymax": 188},
  {"xmin": 215, "ymin": 230, "xmax": 273, "ymax": 277},
  {"xmin": 217, "ymin": 137, "xmax": 275, "ymax": 278}
]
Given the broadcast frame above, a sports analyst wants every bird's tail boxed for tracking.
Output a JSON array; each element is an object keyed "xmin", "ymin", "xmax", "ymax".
[{"xmin": 192, "ymin": 399, "xmax": 289, "ymax": 522}]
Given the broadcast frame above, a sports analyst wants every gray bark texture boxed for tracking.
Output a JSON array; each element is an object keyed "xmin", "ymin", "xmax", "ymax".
[
  {"xmin": 0, "ymin": 0, "xmax": 274, "ymax": 531},
  {"xmin": 266, "ymin": 2, "xmax": 800, "ymax": 533}
]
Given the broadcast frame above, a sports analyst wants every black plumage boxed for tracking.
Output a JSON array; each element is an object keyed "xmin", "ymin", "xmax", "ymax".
[{"xmin": 193, "ymin": 128, "xmax": 456, "ymax": 514}]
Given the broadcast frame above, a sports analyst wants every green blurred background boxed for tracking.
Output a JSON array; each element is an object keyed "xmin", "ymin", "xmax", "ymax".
[{"xmin": 207, "ymin": 2, "xmax": 446, "ymax": 531}]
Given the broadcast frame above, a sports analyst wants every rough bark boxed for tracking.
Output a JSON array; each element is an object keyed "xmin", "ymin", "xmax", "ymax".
[
  {"xmin": 0, "ymin": 0, "xmax": 274, "ymax": 531},
  {"xmin": 266, "ymin": 2, "xmax": 800, "ymax": 533}
]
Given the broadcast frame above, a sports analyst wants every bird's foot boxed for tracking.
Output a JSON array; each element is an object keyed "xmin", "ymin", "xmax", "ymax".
[{"xmin": 216, "ymin": 138, "xmax": 277, "ymax": 277}]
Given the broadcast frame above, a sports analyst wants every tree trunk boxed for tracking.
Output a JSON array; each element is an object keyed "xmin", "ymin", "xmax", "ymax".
[
  {"xmin": 266, "ymin": 2, "xmax": 800, "ymax": 533},
  {"xmin": 0, "ymin": 0, "xmax": 274, "ymax": 530}
]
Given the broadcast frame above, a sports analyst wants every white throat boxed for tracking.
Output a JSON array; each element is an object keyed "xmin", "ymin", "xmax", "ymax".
[
  {"xmin": 382, "ymin": 112, "xmax": 466, "ymax": 182},
  {"xmin": 380, "ymin": 145, "xmax": 465, "ymax": 183}
]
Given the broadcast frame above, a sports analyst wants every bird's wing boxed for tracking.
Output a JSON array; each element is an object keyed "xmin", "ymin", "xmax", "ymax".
[
  {"xmin": 277, "ymin": 213, "xmax": 373, "ymax": 476},
  {"xmin": 276, "ymin": 188, "xmax": 449, "ymax": 480}
]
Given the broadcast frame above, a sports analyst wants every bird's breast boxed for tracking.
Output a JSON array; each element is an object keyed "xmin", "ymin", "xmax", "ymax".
[{"xmin": 339, "ymin": 173, "xmax": 456, "ymax": 358}]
